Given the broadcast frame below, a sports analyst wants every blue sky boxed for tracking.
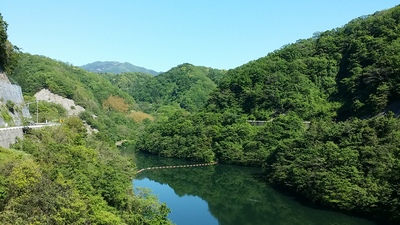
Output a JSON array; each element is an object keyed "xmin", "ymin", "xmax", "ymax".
[{"xmin": 2, "ymin": 1, "xmax": 399, "ymax": 72}]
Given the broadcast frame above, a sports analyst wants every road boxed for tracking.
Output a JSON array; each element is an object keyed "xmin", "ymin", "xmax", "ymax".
[{"xmin": 0, "ymin": 123, "xmax": 60, "ymax": 131}]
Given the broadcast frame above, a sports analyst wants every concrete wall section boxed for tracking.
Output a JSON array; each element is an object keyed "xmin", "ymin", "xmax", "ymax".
[
  {"xmin": 0, "ymin": 127, "xmax": 23, "ymax": 148},
  {"xmin": 0, "ymin": 124, "xmax": 59, "ymax": 149}
]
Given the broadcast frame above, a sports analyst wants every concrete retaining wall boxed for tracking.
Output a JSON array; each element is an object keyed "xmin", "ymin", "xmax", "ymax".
[
  {"xmin": 0, "ymin": 127, "xmax": 23, "ymax": 148},
  {"xmin": 0, "ymin": 124, "xmax": 60, "ymax": 149}
]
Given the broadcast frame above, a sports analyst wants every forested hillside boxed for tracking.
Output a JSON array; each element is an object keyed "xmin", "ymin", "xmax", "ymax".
[
  {"xmin": 8, "ymin": 53, "xmax": 150, "ymax": 143},
  {"xmin": 105, "ymin": 63, "xmax": 226, "ymax": 112},
  {"xmin": 134, "ymin": 6, "xmax": 400, "ymax": 224},
  {"xmin": 207, "ymin": 7, "xmax": 400, "ymax": 120}
]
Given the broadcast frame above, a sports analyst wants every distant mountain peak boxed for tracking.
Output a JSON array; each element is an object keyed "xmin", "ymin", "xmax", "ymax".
[{"xmin": 80, "ymin": 61, "xmax": 159, "ymax": 75}]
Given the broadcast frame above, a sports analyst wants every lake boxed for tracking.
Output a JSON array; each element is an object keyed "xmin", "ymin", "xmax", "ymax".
[{"xmin": 132, "ymin": 152, "xmax": 376, "ymax": 225}]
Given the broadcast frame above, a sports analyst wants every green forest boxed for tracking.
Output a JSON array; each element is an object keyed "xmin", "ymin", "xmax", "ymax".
[
  {"xmin": 132, "ymin": 7, "xmax": 400, "ymax": 224},
  {"xmin": 0, "ymin": 118, "xmax": 170, "ymax": 224},
  {"xmin": 1, "ymin": 5, "xmax": 400, "ymax": 225},
  {"xmin": 102, "ymin": 63, "xmax": 226, "ymax": 113}
]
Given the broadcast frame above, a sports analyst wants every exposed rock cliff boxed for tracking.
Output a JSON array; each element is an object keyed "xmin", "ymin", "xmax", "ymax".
[
  {"xmin": 0, "ymin": 72, "xmax": 10, "ymax": 83},
  {"xmin": 34, "ymin": 89, "xmax": 85, "ymax": 116},
  {"xmin": 0, "ymin": 73, "xmax": 31, "ymax": 127}
]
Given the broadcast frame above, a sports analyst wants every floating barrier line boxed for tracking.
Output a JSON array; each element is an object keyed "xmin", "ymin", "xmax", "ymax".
[{"xmin": 136, "ymin": 161, "xmax": 218, "ymax": 174}]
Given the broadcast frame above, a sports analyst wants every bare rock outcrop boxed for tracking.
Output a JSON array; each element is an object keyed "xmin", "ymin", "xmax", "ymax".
[
  {"xmin": 34, "ymin": 89, "xmax": 85, "ymax": 116},
  {"xmin": 0, "ymin": 72, "xmax": 10, "ymax": 83}
]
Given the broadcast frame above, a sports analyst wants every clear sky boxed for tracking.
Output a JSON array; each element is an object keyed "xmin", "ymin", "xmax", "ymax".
[{"xmin": 1, "ymin": 1, "xmax": 399, "ymax": 72}]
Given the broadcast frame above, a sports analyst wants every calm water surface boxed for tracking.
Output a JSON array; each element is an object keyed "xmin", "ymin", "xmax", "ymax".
[{"xmin": 132, "ymin": 152, "xmax": 376, "ymax": 225}]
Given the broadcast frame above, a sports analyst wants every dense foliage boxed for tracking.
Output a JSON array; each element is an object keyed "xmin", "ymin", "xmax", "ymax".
[
  {"xmin": 0, "ymin": 13, "xmax": 19, "ymax": 75},
  {"xmin": 0, "ymin": 118, "xmax": 171, "ymax": 224},
  {"xmin": 268, "ymin": 114, "xmax": 400, "ymax": 223},
  {"xmin": 207, "ymin": 51, "xmax": 338, "ymax": 120},
  {"xmin": 105, "ymin": 63, "xmax": 226, "ymax": 112},
  {"xmin": 207, "ymin": 7, "xmax": 400, "ymax": 121},
  {"xmin": 135, "ymin": 110, "xmax": 305, "ymax": 166},
  {"xmin": 0, "ymin": 13, "xmax": 7, "ymax": 73}
]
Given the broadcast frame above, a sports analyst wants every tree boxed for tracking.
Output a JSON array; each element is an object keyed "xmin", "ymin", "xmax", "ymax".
[{"xmin": 0, "ymin": 14, "xmax": 19, "ymax": 75}]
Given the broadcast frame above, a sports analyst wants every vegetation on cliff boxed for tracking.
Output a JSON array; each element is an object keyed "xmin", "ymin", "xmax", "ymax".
[{"xmin": 0, "ymin": 13, "xmax": 19, "ymax": 75}]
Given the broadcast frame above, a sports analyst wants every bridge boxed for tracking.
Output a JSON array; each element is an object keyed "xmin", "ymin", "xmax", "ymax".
[
  {"xmin": 0, "ymin": 123, "xmax": 59, "ymax": 148},
  {"xmin": 136, "ymin": 161, "xmax": 218, "ymax": 174}
]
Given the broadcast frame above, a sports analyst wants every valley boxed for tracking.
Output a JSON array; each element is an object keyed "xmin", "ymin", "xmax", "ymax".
[{"xmin": 1, "ymin": 5, "xmax": 400, "ymax": 224}]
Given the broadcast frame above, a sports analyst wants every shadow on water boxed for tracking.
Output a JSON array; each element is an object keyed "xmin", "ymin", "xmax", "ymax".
[{"xmin": 129, "ymin": 152, "xmax": 376, "ymax": 225}]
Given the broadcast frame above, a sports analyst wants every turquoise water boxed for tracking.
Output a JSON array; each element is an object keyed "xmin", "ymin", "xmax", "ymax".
[
  {"xmin": 135, "ymin": 178, "xmax": 218, "ymax": 225},
  {"xmin": 132, "ymin": 153, "xmax": 376, "ymax": 225}
]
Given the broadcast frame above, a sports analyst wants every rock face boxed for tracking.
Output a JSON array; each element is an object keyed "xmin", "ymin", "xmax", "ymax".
[
  {"xmin": 0, "ymin": 78, "xmax": 31, "ymax": 127},
  {"xmin": 34, "ymin": 89, "xmax": 85, "ymax": 116},
  {"xmin": 0, "ymin": 72, "xmax": 11, "ymax": 83},
  {"xmin": 0, "ymin": 81, "xmax": 25, "ymax": 105}
]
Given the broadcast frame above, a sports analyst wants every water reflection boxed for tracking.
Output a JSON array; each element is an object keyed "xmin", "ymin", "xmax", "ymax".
[
  {"xmin": 135, "ymin": 178, "xmax": 218, "ymax": 225},
  {"xmin": 132, "ymin": 152, "xmax": 375, "ymax": 225}
]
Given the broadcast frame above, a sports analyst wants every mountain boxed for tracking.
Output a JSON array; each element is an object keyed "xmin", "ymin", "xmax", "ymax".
[{"xmin": 80, "ymin": 61, "xmax": 159, "ymax": 75}]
